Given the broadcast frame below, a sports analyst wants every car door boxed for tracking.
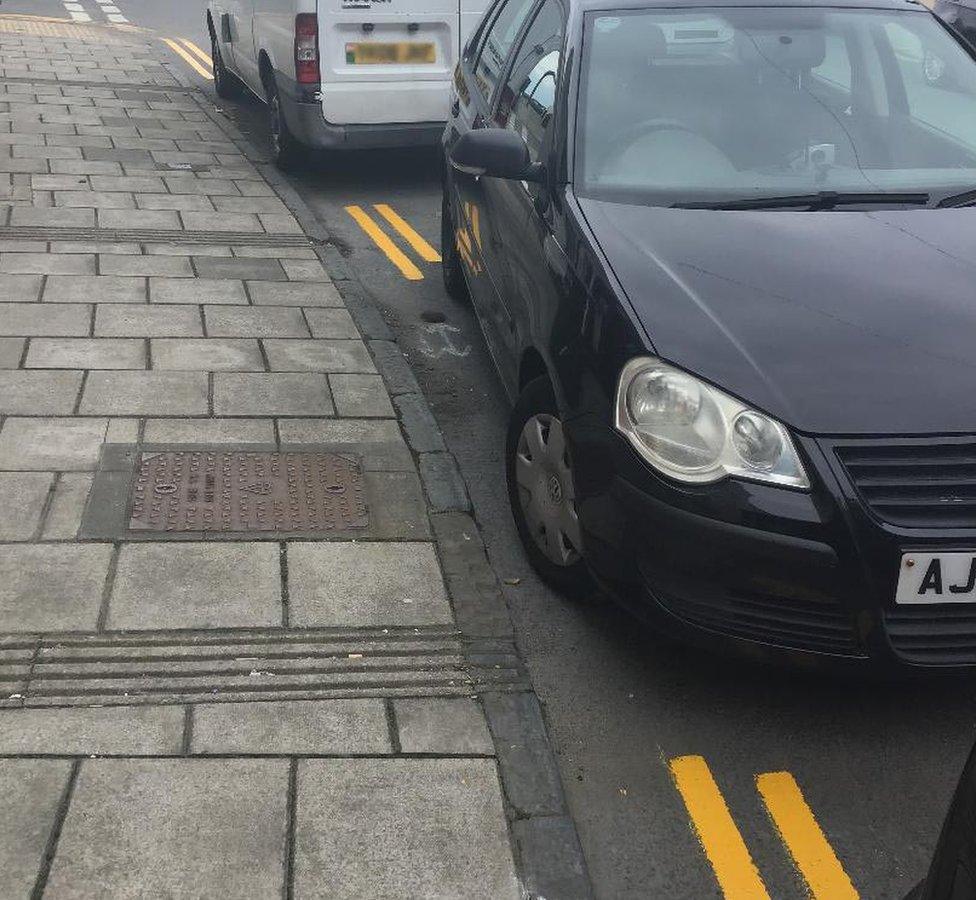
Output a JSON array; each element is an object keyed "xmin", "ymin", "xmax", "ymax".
[
  {"xmin": 480, "ymin": 0, "xmax": 565, "ymax": 377},
  {"xmin": 448, "ymin": 0, "xmax": 540, "ymax": 355},
  {"xmin": 225, "ymin": 0, "xmax": 260, "ymax": 93}
]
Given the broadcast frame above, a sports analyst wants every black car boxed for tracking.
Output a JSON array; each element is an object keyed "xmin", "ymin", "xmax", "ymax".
[
  {"xmin": 935, "ymin": 0, "xmax": 976, "ymax": 50},
  {"xmin": 440, "ymin": 0, "xmax": 976, "ymax": 670}
]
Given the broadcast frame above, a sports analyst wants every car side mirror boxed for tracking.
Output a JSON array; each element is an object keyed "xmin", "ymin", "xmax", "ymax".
[{"xmin": 450, "ymin": 129, "xmax": 544, "ymax": 182}]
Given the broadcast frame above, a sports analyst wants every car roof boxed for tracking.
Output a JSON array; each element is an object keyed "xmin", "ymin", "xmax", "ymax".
[{"xmin": 575, "ymin": 0, "xmax": 929, "ymax": 13}]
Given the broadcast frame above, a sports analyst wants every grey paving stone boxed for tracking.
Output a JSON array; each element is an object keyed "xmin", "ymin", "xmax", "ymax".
[
  {"xmin": 330, "ymin": 373, "xmax": 394, "ymax": 417},
  {"xmin": 0, "ymin": 336, "xmax": 24, "ymax": 367},
  {"xmin": 183, "ymin": 211, "xmax": 263, "ymax": 233},
  {"xmin": 0, "ymin": 417, "xmax": 108, "ymax": 470},
  {"xmin": 50, "ymin": 241, "xmax": 140, "ymax": 255},
  {"xmin": 43, "ymin": 473, "xmax": 93, "ymax": 539},
  {"xmin": 277, "ymin": 418, "xmax": 404, "ymax": 445},
  {"xmin": 0, "ymin": 252, "xmax": 94, "ymax": 275},
  {"xmin": 512, "ymin": 816, "xmax": 593, "ymax": 900},
  {"xmin": 81, "ymin": 371, "xmax": 208, "ymax": 415},
  {"xmin": 295, "ymin": 759, "xmax": 519, "ymax": 900},
  {"xmin": 0, "ymin": 273, "xmax": 42, "ymax": 302},
  {"xmin": 136, "ymin": 192, "xmax": 215, "ymax": 211},
  {"xmin": 43, "ymin": 274, "xmax": 146, "ymax": 304},
  {"xmin": 194, "ymin": 257, "xmax": 285, "ymax": 281},
  {"xmin": 27, "ymin": 338, "xmax": 146, "ymax": 370},
  {"xmin": 305, "ymin": 307, "xmax": 360, "ymax": 339},
  {"xmin": 83, "ymin": 146, "xmax": 154, "ymax": 163},
  {"xmin": 152, "ymin": 338, "xmax": 264, "ymax": 371},
  {"xmin": 0, "ymin": 302, "xmax": 91, "ymax": 337},
  {"xmin": 9, "ymin": 206, "xmax": 94, "ymax": 227},
  {"xmin": 54, "ymin": 190, "xmax": 135, "ymax": 209},
  {"xmin": 394, "ymin": 698, "xmax": 495, "ymax": 755},
  {"xmin": 105, "ymin": 419, "xmax": 140, "ymax": 442},
  {"xmin": 149, "ymin": 277, "xmax": 245, "ymax": 305},
  {"xmin": 33, "ymin": 173, "xmax": 90, "ymax": 190},
  {"xmin": 95, "ymin": 303, "xmax": 202, "ymax": 337},
  {"xmin": 205, "ymin": 305, "xmax": 308, "ymax": 338},
  {"xmin": 232, "ymin": 245, "xmax": 316, "ymax": 259},
  {"xmin": 212, "ymin": 195, "xmax": 290, "ymax": 215},
  {"xmin": 164, "ymin": 176, "xmax": 240, "ymax": 195},
  {"xmin": 264, "ymin": 339, "xmax": 375, "ymax": 374},
  {"xmin": 108, "ymin": 542, "xmax": 282, "ymax": 630},
  {"xmin": 0, "ymin": 543, "xmax": 112, "ymax": 632},
  {"xmin": 213, "ymin": 373, "xmax": 333, "ymax": 417},
  {"xmin": 148, "ymin": 243, "xmax": 231, "ymax": 257},
  {"xmin": 281, "ymin": 258, "xmax": 330, "ymax": 282},
  {"xmin": 260, "ymin": 214, "xmax": 303, "ymax": 235},
  {"xmin": 0, "ymin": 706, "xmax": 184, "ymax": 754},
  {"xmin": 248, "ymin": 280, "xmax": 342, "ymax": 307},
  {"xmin": 51, "ymin": 159, "xmax": 122, "ymax": 176},
  {"xmin": 90, "ymin": 174, "xmax": 165, "ymax": 192},
  {"xmin": 0, "ymin": 760, "xmax": 72, "ymax": 900},
  {"xmin": 193, "ymin": 699, "xmax": 392, "ymax": 755},
  {"xmin": 144, "ymin": 417, "xmax": 275, "ymax": 445},
  {"xmin": 288, "ymin": 542, "xmax": 451, "ymax": 626},
  {"xmin": 97, "ymin": 208, "xmax": 181, "ymax": 230},
  {"xmin": 0, "ymin": 472, "xmax": 53, "ymax": 540},
  {"xmin": 0, "ymin": 371, "xmax": 83, "ymax": 414},
  {"xmin": 45, "ymin": 759, "xmax": 288, "ymax": 900},
  {"xmin": 100, "ymin": 254, "xmax": 192, "ymax": 278}
]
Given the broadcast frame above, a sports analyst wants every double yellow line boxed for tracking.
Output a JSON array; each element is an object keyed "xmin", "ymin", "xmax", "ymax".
[
  {"xmin": 345, "ymin": 203, "xmax": 441, "ymax": 281},
  {"xmin": 162, "ymin": 37, "xmax": 214, "ymax": 81},
  {"xmin": 670, "ymin": 755, "xmax": 859, "ymax": 899}
]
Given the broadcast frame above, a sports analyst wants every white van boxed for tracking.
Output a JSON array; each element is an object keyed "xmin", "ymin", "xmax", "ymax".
[{"xmin": 206, "ymin": 0, "xmax": 488, "ymax": 166}]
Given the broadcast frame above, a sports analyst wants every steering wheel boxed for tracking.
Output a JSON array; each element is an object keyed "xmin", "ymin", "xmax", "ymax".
[{"xmin": 600, "ymin": 117, "xmax": 727, "ymax": 172}]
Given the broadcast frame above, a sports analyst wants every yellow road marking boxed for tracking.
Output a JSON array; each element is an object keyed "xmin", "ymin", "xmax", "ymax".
[
  {"xmin": 180, "ymin": 39, "xmax": 214, "ymax": 68},
  {"xmin": 757, "ymin": 772, "xmax": 859, "ymax": 900},
  {"xmin": 162, "ymin": 38, "xmax": 213, "ymax": 80},
  {"xmin": 373, "ymin": 204, "xmax": 441, "ymax": 263},
  {"xmin": 669, "ymin": 756, "xmax": 771, "ymax": 900},
  {"xmin": 345, "ymin": 205, "xmax": 424, "ymax": 281}
]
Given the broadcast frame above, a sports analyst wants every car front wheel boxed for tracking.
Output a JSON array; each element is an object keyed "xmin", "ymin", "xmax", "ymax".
[
  {"xmin": 211, "ymin": 32, "xmax": 243, "ymax": 100},
  {"xmin": 265, "ymin": 75, "xmax": 303, "ymax": 170},
  {"xmin": 506, "ymin": 375, "xmax": 593, "ymax": 598}
]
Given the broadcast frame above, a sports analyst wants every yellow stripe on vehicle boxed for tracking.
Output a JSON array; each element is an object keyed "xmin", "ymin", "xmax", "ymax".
[
  {"xmin": 162, "ymin": 38, "xmax": 213, "ymax": 80},
  {"xmin": 345, "ymin": 205, "xmax": 424, "ymax": 281},
  {"xmin": 374, "ymin": 204, "xmax": 442, "ymax": 263},
  {"xmin": 757, "ymin": 772, "xmax": 859, "ymax": 900},
  {"xmin": 180, "ymin": 39, "xmax": 214, "ymax": 68},
  {"xmin": 669, "ymin": 755, "xmax": 771, "ymax": 900}
]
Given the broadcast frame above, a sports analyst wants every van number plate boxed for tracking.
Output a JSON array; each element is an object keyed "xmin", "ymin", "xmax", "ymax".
[
  {"xmin": 896, "ymin": 552, "xmax": 976, "ymax": 604},
  {"xmin": 345, "ymin": 42, "xmax": 435, "ymax": 64}
]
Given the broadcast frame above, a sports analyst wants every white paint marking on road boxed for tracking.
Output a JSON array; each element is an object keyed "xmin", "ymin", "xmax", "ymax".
[
  {"xmin": 63, "ymin": 1, "xmax": 93, "ymax": 20},
  {"xmin": 419, "ymin": 323, "xmax": 471, "ymax": 359},
  {"xmin": 107, "ymin": 13, "xmax": 128, "ymax": 23}
]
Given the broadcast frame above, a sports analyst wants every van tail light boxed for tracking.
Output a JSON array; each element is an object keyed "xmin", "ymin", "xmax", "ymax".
[{"xmin": 295, "ymin": 13, "xmax": 320, "ymax": 84}]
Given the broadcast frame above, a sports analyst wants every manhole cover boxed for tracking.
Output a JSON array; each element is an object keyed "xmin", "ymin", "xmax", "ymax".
[{"xmin": 129, "ymin": 451, "xmax": 368, "ymax": 533}]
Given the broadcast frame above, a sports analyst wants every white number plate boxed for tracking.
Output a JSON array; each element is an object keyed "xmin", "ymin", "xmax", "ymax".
[{"xmin": 896, "ymin": 552, "xmax": 976, "ymax": 604}]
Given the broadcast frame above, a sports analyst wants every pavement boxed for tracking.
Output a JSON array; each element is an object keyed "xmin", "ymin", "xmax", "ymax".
[{"xmin": 0, "ymin": 14, "xmax": 589, "ymax": 900}]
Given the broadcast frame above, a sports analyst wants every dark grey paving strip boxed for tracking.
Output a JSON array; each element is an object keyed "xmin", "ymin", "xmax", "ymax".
[
  {"xmin": 0, "ymin": 77, "xmax": 194, "ymax": 93},
  {"xmin": 284, "ymin": 758, "xmax": 297, "ymax": 900},
  {"xmin": 0, "ymin": 226, "xmax": 311, "ymax": 247},
  {"xmin": 29, "ymin": 758, "xmax": 79, "ymax": 900}
]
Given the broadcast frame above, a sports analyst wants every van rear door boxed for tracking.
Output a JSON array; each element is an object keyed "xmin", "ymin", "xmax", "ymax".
[{"xmin": 317, "ymin": 0, "xmax": 461, "ymax": 125}]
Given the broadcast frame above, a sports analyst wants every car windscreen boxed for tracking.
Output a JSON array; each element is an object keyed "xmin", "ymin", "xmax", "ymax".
[{"xmin": 575, "ymin": 6, "xmax": 976, "ymax": 206}]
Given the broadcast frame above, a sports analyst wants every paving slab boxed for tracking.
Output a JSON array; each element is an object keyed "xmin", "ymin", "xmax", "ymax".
[
  {"xmin": 0, "ymin": 706, "xmax": 184, "ymax": 755},
  {"xmin": 151, "ymin": 338, "xmax": 264, "ymax": 371},
  {"xmin": 248, "ymin": 280, "xmax": 342, "ymax": 307},
  {"xmin": 205, "ymin": 305, "xmax": 308, "ymax": 338},
  {"xmin": 0, "ymin": 336, "xmax": 24, "ymax": 367},
  {"xmin": 213, "ymin": 373, "xmax": 334, "ymax": 416},
  {"xmin": 26, "ymin": 338, "xmax": 145, "ymax": 370},
  {"xmin": 43, "ymin": 275, "xmax": 146, "ymax": 304},
  {"xmin": 0, "ymin": 417, "xmax": 108, "ymax": 470},
  {"xmin": 192, "ymin": 699, "xmax": 392, "ymax": 754},
  {"xmin": 54, "ymin": 190, "xmax": 135, "ymax": 209},
  {"xmin": 288, "ymin": 542, "xmax": 451, "ymax": 626},
  {"xmin": 108, "ymin": 542, "xmax": 282, "ymax": 630},
  {"xmin": 277, "ymin": 418, "xmax": 405, "ymax": 445},
  {"xmin": 136, "ymin": 193, "xmax": 217, "ymax": 212},
  {"xmin": 97, "ymin": 208, "xmax": 181, "ymax": 230},
  {"xmin": 194, "ymin": 257, "xmax": 286, "ymax": 281},
  {"xmin": 295, "ymin": 759, "xmax": 519, "ymax": 900},
  {"xmin": 330, "ymin": 374, "xmax": 395, "ymax": 417},
  {"xmin": 9, "ymin": 207, "xmax": 94, "ymax": 228},
  {"xmin": 143, "ymin": 417, "xmax": 275, "ymax": 445},
  {"xmin": 0, "ymin": 252, "xmax": 94, "ymax": 275},
  {"xmin": 281, "ymin": 258, "xmax": 331, "ymax": 281},
  {"xmin": 45, "ymin": 759, "xmax": 288, "ymax": 900},
  {"xmin": 394, "ymin": 698, "xmax": 495, "ymax": 755},
  {"xmin": 0, "ymin": 472, "xmax": 53, "ymax": 540},
  {"xmin": 43, "ymin": 473, "xmax": 94, "ymax": 539},
  {"xmin": 0, "ymin": 302, "xmax": 91, "ymax": 337},
  {"xmin": 0, "ymin": 273, "xmax": 42, "ymax": 302},
  {"xmin": 95, "ymin": 303, "xmax": 202, "ymax": 337},
  {"xmin": 0, "ymin": 760, "xmax": 73, "ymax": 900},
  {"xmin": 0, "ymin": 543, "xmax": 113, "ymax": 632},
  {"xmin": 264, "ymin": 339, "xmax": 376, "ymax": 374},
  {"xmin": 305, "ymin": 307, "xmax": 360, "ymax": 339},
  {"xmin": 80, "ymin": 371, "xmax": 208, "ymax": 416},
  {"xmin": 150, "ymin": 276, "xmax": 246, "ymax": 305},
  {"xmin": 183, "ymin": 211, "xmax": 263, "ymax": 233},
  {"xmin": 100, "ymin": 254, "xmax": 193, "ymax": 278},
  {"xmin": 0, "ymin": 371, "xmax": 83, "ymax": 414}
]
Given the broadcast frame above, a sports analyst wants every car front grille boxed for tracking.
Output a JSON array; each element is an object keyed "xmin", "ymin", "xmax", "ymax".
[
  {"xmin": 886, "ymin": 606, "xmax": 976, "ymax": 665},
  {"xmin": 834, "ymin": 437, "xmax": 976, "ymax": 529},
  {"xmin": 656, "ymin": 587, "xmax": 863, "ymax": 656}
]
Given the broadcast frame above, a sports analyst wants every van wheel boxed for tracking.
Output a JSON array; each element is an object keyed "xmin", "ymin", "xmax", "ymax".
[
  {"xmin": 211, "ymin": 32, "xmax": 243, "ymax": 100},
  {"xmin": 441, "ymin": 189, "xmax": 469, "ymax": 302},
  {"xmin": 506, "ymin": 376, "xmax": 594, "ymax": 599},
  {"xmin": 265, "ymin": 76, "xmax": 303, "ymax": 170}
]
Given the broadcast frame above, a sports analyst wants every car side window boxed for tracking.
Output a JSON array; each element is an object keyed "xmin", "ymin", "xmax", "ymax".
[
  {"xmin": 494, "ymin": 0, "xmax": 564, "ymax": 163},
  {"xmin": 472, "ymin": 0, "xmax": 539, "ymax": 105}
]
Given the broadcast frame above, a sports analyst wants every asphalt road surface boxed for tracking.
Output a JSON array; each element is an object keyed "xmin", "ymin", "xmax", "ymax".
[{"xmin": 10, "ymin": 1, "xmax": 976, "ymax": 896}]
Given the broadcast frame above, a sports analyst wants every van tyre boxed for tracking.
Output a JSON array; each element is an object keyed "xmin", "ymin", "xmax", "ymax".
[
  {"xmin": 441, "ymin": 189, "xmax": 469, "ymax": 302},
  {"xmin": 265, "ymin": 76, "xmax": 303, "ymax": 170},
  {"xmin": 506, "ymin": 376, "xmax": 594, "ymax": 599},
  {"xmin": 211, "ymin": 32, "xmax": 243, "ymax": 100}
]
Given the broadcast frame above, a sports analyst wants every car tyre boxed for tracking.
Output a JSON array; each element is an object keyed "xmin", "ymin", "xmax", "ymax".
[
  {"xmin": 441, "ymin": 187, "xmax": 469, "ymax": 302},
  {"xmin": 506, "ymin": 375, "xmax": 594, "ymax": 599},
  {"xmin": 211, "ymin": 32, "xmax": 244, "ymax": 100},
  {"xmin": 265, "ymin": 75, "xmax": 303, "ymax": 170}
]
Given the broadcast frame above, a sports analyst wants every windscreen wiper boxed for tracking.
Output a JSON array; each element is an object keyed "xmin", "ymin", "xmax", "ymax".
[
  {"xmin": 936, "ymin": 189, "xmax": 976, "ymax": 208},
  {"xmin": 673, "ymin": 191, "xmax": 930, "ymax": 210}
]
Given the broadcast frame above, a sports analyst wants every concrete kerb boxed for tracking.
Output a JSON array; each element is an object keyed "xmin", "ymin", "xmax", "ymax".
[{"xmin": 183, "ymin": 85, "xmax": 593, "ymax": 899}]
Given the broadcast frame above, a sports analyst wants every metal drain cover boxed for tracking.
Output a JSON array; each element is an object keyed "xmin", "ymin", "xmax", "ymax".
[{"xmin": 129, "ymin": 451, "xmax": 368, "ymax": 533}]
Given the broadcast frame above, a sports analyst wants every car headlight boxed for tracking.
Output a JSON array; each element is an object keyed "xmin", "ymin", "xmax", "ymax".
[{"xmin": 614, "ymin": 357, "xmax": 809, "ymax": 489}]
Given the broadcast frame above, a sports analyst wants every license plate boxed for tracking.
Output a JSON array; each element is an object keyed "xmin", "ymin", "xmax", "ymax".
[
  {"xmin": 345, "ymin": 42, "xmax": 436, "ymax": 65},
  {"xmin": 896, "ymin": 552, "xmax": 976, "ymax": 604}
]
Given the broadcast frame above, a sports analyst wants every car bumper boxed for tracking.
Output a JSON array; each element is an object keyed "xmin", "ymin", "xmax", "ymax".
[{"xmin": 568, "ymin": 418, "xmax": 976, "ymax": 672}]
